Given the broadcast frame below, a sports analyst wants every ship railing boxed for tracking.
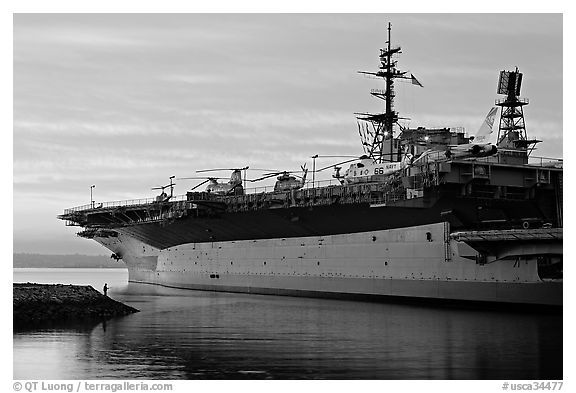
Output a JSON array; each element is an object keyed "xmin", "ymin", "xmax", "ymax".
[
  {"xmin": 243, "ymin": 185, "xmax": 275, "ymax": 194},
  {"xmin": 64, "ymin": 194, "xmax": 189, "ymax": 214},
  {"xmin": 448, "ymin": 154, "xmax": 563, "ymax": 168},
  {"xmin": 527, "ymin": 156, "xmax": 563, "ymax": 168},
  {"xmin": 242, "ymin": 178, "xmax": 341, "ymax": 195},
  {"xmin": 63, "ymin": 177, "xmax": 406, "ymax": 216},
  {"xmin": 470, "ymin": 155, "xmax": 563, "ymax": 167},
  {"xmin": 305, "ymin": 178, "xmax": 342, "ymax": 189},
  {"xmin": 64, "ymin": 180, "xmax": 346, "ymax": 214}
]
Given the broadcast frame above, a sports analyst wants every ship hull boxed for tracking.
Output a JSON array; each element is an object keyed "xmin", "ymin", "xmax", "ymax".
[
  {"xmin": 96, "ymin": 222, "xmax": 562, "ymax": 306},
  {"xmin": 128, "ymin": 271, "xmax": 561, "ymax": 306}
]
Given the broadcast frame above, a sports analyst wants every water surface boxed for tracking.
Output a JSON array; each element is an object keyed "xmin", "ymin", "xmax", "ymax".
[{"xmin": 13, "ymin": 268, "xmax": 562, "ymax": 379}]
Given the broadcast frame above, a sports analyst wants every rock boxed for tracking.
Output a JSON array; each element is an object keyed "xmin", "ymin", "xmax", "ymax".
[{"xmin": 13, "ymin": 283, "xmax": 139, "ymax": 329}]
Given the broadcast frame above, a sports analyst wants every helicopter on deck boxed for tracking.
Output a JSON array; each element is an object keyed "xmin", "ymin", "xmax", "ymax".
[
  {"xmin": 251, "ymin": 165, "xmax": 308, "ymax": 192},
  {"xmin": 151, "ymin": 176, "xmax": 175, "ymax": 202},
  {"xmin": 178, "ymin": 167, "xmax": 248, "ymax": 196},
  {"xmin": 318, "ymin": 154, "xmax": 412, "ymax": 185}
]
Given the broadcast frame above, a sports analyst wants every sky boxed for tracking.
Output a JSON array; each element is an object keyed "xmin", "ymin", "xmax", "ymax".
[{"xmin": 13, "ymin": 13, "xmax": 563, "ymax": 255}]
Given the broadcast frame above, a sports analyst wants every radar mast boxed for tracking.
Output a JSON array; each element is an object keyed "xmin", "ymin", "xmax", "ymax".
[
  {"xmin": 356, "ymin": 23, "xmax": 422, "ymax": 163},
  {"xmin": 495, "ymin": 68, "xmax": 540, "ymax": 154}
]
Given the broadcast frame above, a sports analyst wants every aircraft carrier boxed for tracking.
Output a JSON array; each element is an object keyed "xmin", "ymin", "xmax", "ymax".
[{"xmin": 58, "ymin": 24, "xmax": 563, "ymax": 307}]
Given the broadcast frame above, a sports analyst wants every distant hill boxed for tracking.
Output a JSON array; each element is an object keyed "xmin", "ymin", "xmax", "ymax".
[{"xmin": 13, "ymin": 253, "xmax": 127, "ymax": 269}]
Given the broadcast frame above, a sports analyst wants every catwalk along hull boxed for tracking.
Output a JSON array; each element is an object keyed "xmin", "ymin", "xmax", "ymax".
[{"xmin": 95, "ymin": 222, "xmax": 561, "ymax": 306}]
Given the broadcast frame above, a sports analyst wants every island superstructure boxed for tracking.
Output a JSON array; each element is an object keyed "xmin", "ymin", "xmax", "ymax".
[{"xmin": 58, "ymin": 24, "xmax": 562, "ymax": 306}]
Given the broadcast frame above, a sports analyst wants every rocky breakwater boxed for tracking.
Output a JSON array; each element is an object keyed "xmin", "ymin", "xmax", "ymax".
[{"xmin": 14, "ymin": 283, "xmax": 139, "ymax": 329}]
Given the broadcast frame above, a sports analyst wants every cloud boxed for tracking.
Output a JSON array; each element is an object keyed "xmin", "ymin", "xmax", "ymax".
[
  {"xmin": 31, "ymin": 28, "xmax": 151, "ymax": 49},
  {"xmin": 14, "ymin": 120, "xmax": 154, "ymax": 137},
  {"xmin": 158, "ymin": 73, "xmax": 229, "ymax": 85},
  {"xmin": 401, "ymin": 14, "xmax": 561, "ymax": 38},
  {"xmin": 14, "ymin": 108, "xmax": 355, "ymax": 138}
]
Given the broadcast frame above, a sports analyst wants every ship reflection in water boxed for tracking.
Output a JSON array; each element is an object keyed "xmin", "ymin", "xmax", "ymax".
[{"xmin": 13, "ymin": 269, "xmax": 561, "ymax": 380}]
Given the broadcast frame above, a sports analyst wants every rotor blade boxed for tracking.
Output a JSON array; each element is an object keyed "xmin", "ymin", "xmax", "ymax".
[
  {"xmin": 249, "ymin": 168, "xmax": 282, "ymax": 172},
  {"xmin": 189, "ymin": 179, "xmax": 211, "ymax": 191},
  {"xmin": 250, "ymin": 173, "xmax": 281, "ymax": 182},
  {"xmin": 178, "ymin": 177, "xmax": 226, "ymax": 180},
  {"xmin": 151, "ymin": 184, "xmax": 172, "ymax": 190},
  {"xmin": 196, "ymin": 168, "xmax": 232, "ymax": 173},
  {"xmin": 316, "ymin": 158, "xmax": 360, "ymax": 172},
  {"xmin": 316, "ymin": 155, "xmax": 359, "ymax": 158},
  {"xmin": 196, "ymin": 166, "xmax": 249, "ymax": 173}
]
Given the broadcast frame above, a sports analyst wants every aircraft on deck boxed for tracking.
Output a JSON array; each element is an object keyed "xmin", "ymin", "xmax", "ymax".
[
  {"xmin": 178, "ymin": 167, "xmax": 248, "ymax": 196},
  {"xmin": 151, "ymin": 176, "xmax": 176, "ymax": 202},
  {"xmin": 318, "ymin": 153, "xmax": 412, "ymax": 185},
  {"xmin": 445, "ymin": 107, "xmax": 499, "ymax": 159},
  {"xmin": 250, "ymin": 165, "xmax": 309, "ymax": 192}
]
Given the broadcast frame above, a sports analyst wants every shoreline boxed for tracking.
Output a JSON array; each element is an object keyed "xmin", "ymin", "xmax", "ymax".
[{"xmin": 13, "ymin": 283, "xmax": 139, "ymax": 329}]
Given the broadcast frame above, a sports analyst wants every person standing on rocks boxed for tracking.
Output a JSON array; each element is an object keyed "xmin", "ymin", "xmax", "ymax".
[{"xmin": 103, "ymin": 283, "xmax": 108, "ymax": 296}]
